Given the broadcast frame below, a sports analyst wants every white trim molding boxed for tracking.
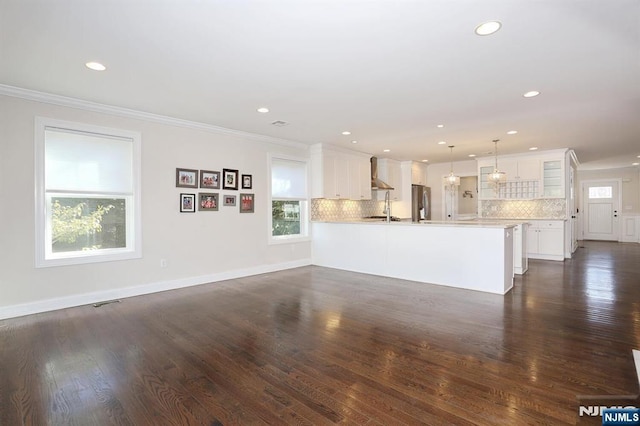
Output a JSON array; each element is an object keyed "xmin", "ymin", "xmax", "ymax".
[
  {"xmin": 0, "ymin": 259, "xmax": 311, "ymax": 320},
  {"xmin": 0, "ymin": 84, "xmax": 308, "ymax": 150}
]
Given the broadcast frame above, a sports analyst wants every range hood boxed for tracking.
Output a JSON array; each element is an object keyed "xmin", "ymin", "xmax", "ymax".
[{"xmin": 370, "ymin": 157, "xmax": 394, "ymax": 190}]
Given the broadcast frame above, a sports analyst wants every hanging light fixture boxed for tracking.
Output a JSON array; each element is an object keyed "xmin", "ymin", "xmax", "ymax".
[
  {"xmin": 443, "ymin": 145, "xmax": 460, "ymax": 187},
  {"xmin": 487, "ymin": 139, "xmax": 506, "ymax": 185}
]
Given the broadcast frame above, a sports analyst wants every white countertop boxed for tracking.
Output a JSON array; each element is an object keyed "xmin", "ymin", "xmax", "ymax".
[{"xmin": 312, "ymin": 219, "xmax": 520, "ymax": 229}]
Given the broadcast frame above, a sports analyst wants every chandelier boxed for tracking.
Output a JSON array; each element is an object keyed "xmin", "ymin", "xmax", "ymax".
[
  {"xmin": 487, "ymin": 139, "xmax": 506, "ymax": 185},
  {"xmin": 443, "ymin": 145, "xmax": 460, "ymax": 187}
]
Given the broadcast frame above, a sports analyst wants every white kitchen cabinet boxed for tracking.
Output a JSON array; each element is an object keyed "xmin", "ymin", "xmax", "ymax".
[
  {"xmin": 501, "ymin": 158, "xmax": 540, "ymax": 181},
  {"xmin": 541, "ymin": 160, "xmax": 564, "ymax": 198},
  {"xmin": 376, "ymin": 158, "xmax": 403, "ymax": 201},
  {"xmin": 348, "ymin": 155, "xmax": 372, "ymax": 200},
  {"xmin": 311, "ymin": 144, "xmax": 371, "ymax": 200},
  {"xmin": 527, "ymin": 220, "xmax": 565, "ymax": 261},
  {"xmin": 517, "ymin": 159, "xmax": 541, "ymax": 181},
  {"xmin": 410, "ymin": 161, "xmax": 428, "ymax": 185},
  {"xmin": 478, "ymin": 165, "xmax": 497, "ymax": 199},
  {"xmin": 513, "ymin": 223, "xmax": 528, "ymax": 274},
  {"xmin": 477, "ymin": 150, "xmax": 572, "ymax": 200}
]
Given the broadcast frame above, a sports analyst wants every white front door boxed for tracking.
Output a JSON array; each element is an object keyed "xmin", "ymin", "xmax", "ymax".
[{"xmin": 582, "ymin": 180, "xmax": 620, "ymax": 241}]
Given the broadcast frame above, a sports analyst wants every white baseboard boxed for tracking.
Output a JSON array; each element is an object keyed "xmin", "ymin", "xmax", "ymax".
[
  {"xmin": 529, "ymin": 254, "xmax": 565, "ymax": 261},
  {"xmin": 0, "ymin": 259, "xmax": 311, "ymax": 320}
]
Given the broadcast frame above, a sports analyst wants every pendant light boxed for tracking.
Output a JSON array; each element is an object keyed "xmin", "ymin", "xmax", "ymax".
[
  {"xmin": 487, "ymin": 139, "xmax": 506, "ymax": 185},
  {"xmin": 443, "ymin": 145, "xmax": 460, "ymax": 187}
]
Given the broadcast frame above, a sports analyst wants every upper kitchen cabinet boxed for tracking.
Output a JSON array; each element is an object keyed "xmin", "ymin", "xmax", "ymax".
[
  {"xmin": 541, "ymin": 159, "xmax": 564, "ymax": 198},
  {"xmin": 348, "ymin": 155, "xmax": 372, "ymax": 200},
  {"xmin": 310, "ymin": 144, "xmax": 371, "ymax": 200},
  {"xmin": 500, "ymin": 158, "xmax": 541, "ymax": 181},
  {"xmin": 476, "ymin": 149, "xmax": 573, "ymax": 200},
  {"xmin": 410, "ymin": 161, "xmax": 428, "ymax": 186},
  {"xmin": 478, "ymin": 165, "xmax": 497, "ymax": 199},
  {"xmin": 376, "ymin": 158, "xmax": 403, "ymax": 201}
]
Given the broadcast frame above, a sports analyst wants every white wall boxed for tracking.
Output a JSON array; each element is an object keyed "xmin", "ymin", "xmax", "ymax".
[
  {"xmin": 458, "ymin": 176, "xmax": 478, "ymax": 215},
  {"xmin": 426, "ymin": 160, "xmax": 478, "ymax": 220},
  {"xmin": 577, "ymin": 167, "xmax": 640, "ymax": 214},
  {"xmin": 0, "ymin": 94, "xmax": 311, "ymax": 318}
]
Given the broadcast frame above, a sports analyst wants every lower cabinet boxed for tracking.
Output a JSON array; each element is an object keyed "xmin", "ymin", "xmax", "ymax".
[
  {"xmin": 513, "ymin": 223, "xmax": 528, "ymax": 274},
  {"xmin": 527, "ymin": 220, "xmax": 565, "ymax": 261}
]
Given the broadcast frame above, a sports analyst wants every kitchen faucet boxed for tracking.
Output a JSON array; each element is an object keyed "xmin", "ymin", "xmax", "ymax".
[{"xmin": 383, "ymin": 190, "xmax": 391, "ymax": 223}]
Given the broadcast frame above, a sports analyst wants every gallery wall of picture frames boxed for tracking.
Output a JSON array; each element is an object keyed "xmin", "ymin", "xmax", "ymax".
[{"xmin": 176, "ymin": 167, "xmax": 254, "ymax": 214}]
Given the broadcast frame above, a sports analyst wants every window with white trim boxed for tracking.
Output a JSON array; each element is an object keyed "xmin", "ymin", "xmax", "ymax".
[
  {"xmin": 35, "ymin": 118, "xmax": 141, "ymax": 267},
  {"xmin": 270, "ymin": 156, "xmax": 308, "ymax": 242}
]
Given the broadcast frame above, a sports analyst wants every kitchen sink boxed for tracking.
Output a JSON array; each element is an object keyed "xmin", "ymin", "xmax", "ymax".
[{"xmin": 366, "ymin": 215, "xmax": 402, "ymax": 222}]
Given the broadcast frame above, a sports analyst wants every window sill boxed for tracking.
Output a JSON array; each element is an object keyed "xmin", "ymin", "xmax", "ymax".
[
  {"xmin": 268, "ymin": 235, "xmax": 311, "ymax": 245},
  {"xmin": 36, "ymin": 250, "xmax": 141, "ymax": 268}
]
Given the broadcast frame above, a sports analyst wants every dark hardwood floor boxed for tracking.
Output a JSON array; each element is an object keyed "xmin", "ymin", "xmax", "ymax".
[{"xmin": 1, "ymin": 240, "xmax": 639, "ymax": 425}]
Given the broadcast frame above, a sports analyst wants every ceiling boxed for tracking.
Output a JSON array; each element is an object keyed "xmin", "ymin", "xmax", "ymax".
[{"xmin": 1, "ymin": 0, "xmax": 639, "ymax": 170}]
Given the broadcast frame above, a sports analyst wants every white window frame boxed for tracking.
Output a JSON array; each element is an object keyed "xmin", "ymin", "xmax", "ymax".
[
  {"xmin": 268, "ymin": 153, "xmax": 310, "ymax": 245},
  {"xmin": 35, "ymin": 117, "xmax": 142, "ymax": 267}
]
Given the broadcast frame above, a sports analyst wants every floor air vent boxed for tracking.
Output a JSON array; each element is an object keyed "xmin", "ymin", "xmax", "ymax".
[{"xmin": 93, "ymin": 299, "xmax": 121, "ymax": 308}]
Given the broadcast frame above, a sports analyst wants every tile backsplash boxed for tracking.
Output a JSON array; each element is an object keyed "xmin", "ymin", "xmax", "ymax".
[
  {"xmin": 480, "ymin": 199, "xmax": 566, "ymax": 219},
  {"xmin": 311, "ymin": 199, "xmax": 385, "ymax": 221}
]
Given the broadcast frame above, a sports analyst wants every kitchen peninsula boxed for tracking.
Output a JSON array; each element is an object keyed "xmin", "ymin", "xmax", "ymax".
[{"xmin": 312, "ymin": 220, "xmax": 516, "ymax": 295}]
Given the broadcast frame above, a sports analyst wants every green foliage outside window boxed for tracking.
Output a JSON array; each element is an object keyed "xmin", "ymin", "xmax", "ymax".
[
  {"xmin": 51, "ymin": 198, "xmax": 126, "ymax": 252},
  {"xmin": 272, "ymin": 200, "xmax": 301, "ymax": 236}
]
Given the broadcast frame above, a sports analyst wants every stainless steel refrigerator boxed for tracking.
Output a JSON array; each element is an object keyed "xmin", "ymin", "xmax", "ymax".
[{"xmin": 411, "ymin": 185, "xmax": 431, "ymax": 222}]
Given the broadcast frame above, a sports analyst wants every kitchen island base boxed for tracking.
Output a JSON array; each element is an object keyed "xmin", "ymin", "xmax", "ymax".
[{"xmin": 312, "ymin": 221, "xmax": 514, "ymax": 295}]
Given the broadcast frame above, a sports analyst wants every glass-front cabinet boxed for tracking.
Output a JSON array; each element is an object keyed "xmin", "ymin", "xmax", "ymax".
[
  {"xmin": 479, "ymin": 166, "xmax": 496, "ymax": 199},
  {"xmin": 541, "ymin": 160, "xmax": 564, "ymax": 198}
]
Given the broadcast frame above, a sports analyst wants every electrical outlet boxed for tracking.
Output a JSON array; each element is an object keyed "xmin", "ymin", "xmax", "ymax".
[{"xmin": 160, "ymin": 259, "xmax": 168, "ymax": 268}]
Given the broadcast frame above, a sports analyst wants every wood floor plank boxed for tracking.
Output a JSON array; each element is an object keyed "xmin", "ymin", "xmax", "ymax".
[{"xmin": 1, "ymin": 240, "xmax": 640, "ymax": 425}]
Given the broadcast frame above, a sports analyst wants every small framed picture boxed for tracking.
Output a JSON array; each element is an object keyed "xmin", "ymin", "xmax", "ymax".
[
  {"xmin": 239, "ymin": 193, "xmax": 255, "ymax": 213},
  {"xmin": 222, "ymin": 168, "xmax": 239, "ymax": 190},
  {"xmin": 241, "ymin": 174, "xmax": 252, "ymax": 189},
  {"xmin": 176, "ymin": 168, "xmax": 198, "ymax": 188},
  {"xmin": 223, "ymin": 195, "xmax": 236, "ymax": 206},
  {"xmin": 180, "ymin": 193, "xmax": 196, "ymax": 212},
  {"xmin": 200, "ymin": 170, "xmax": 220, "ymax": 189},
  {"xmin": 198, "ymin": 193, "xmax": 219, "ymax": 211}
]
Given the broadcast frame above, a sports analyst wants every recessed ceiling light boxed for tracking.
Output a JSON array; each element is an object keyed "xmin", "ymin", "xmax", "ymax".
[
  {"xmin": 437, "ymin": 124, "xmax": 444, "ymax": 128},
  {"xmin": 342, "ymin": 131, "xmax": 351, "ymax": 135},
  {"xmin": 633, "ymin": 162, "xmax": 640, "ymax": 166},
  {"xmin": 85, "ymin": 61, "xmax": 106, "ymax": 71},
  {"xmin": 383, "ymin": 149, "xmax": 390, "ymax": 152},
  {"xmin": 421, "ymin": 159, "xmax": 429, "ymax": 162},
  {"xmin": 523, "ymin": 91, "xmax": 540, "ymax": 98},
  {"xmin": 351, "ymin": 140, "xmax": 358, "ymax": 144},
  {"xmin": 475, "ymin": 21, "xmax": 502, "ymax": 36},
  {"xmin": 468, "ymin": 154, "xmax": 476, "ymax": 157},
  {"xmin": 257, "ymin": 107, "xmax": 269, "ymax": 113},
  {"xmin": 637, "ymin": 155, "xmax": 640, "ymax": 158},
  {"xmin": 438, "ymin": 141, "xmax": 447, "ymax": 145},
  {"xmin": 507, "ymin": 130, "xmax": 518, "ymax": 135},
  {"xmin": 529, "ymin": 147, "xmax": 538, "ymax": 151}
]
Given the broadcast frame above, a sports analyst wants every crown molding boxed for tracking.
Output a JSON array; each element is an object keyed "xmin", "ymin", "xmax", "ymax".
[{"xmin": 0, "ymin": 84, "xmax": 309, "ymax": 150}]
